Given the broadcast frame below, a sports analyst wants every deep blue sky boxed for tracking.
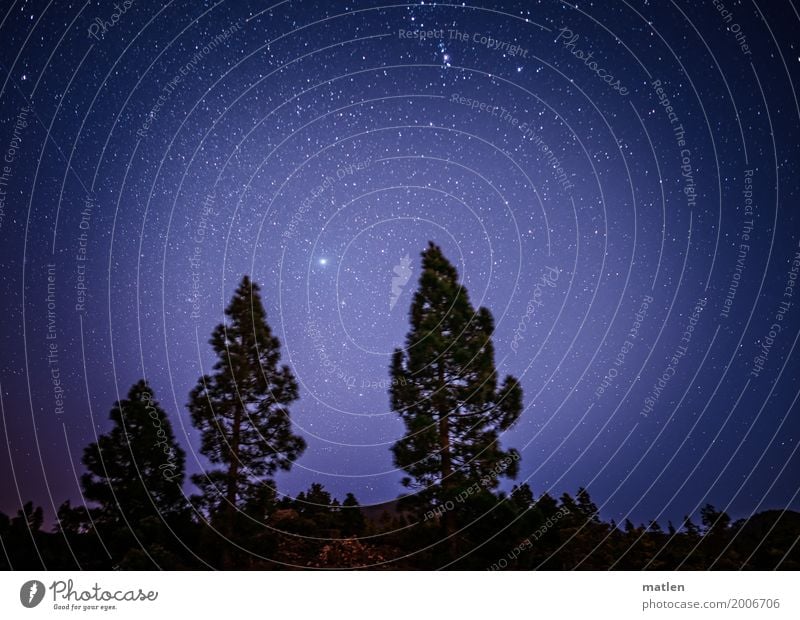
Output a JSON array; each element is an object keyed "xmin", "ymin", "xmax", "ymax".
[{"xmin": 1, "ymin": 0, "xmax": 798, "ymax": 528}]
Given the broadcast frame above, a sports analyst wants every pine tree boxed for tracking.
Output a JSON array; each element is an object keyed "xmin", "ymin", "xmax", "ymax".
[
  {"xmin": 81, "ymin": 380, "xmax": 186, "ymax": 524},
  {"xmin": 295, "ymin": 483, "xmax": 334, "ymax": 517},
  {"xmin": 683, "ymin": 515, "xmax": 701, "ymax": 538},
  {"xmin": 389, "ymin": 242, "xmax": 523, "ymax": 557},
  {"xmin": 700, "ymin": 503, "xmax": 731, "ymax": 532},
  {"xmin": 341, "ymin": 492, "xmax": 366, "ymax": 536},
  {"xmin": 79, "ymin": 380, "xmax": 187, "ymax": 567},
  {"xmin": 576, "ymin": 487, "xmax": 601, "ymax": 523},
  {"xmin": 188, "ymin": 275, "xmax": 305, "ymax": 557},
  {"xmin": 0, "ymin": 502, "xmax": 45, "ymax": 569},
  {"xmin": 510, "ymin": 483, "xmax": 535, "ymax": 510}
]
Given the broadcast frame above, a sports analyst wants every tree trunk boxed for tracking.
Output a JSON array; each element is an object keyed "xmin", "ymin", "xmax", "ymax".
[
  {"xmin": 223, "ymin": 403, "xmax": 242, "ymax": 568},
  {"xmin": 437, "ymin": 362, "xmax": 458, "ymax": 560}
]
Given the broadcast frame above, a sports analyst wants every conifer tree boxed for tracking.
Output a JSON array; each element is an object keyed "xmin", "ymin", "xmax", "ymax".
[
  {"xmin": 188, "ymin": 275, "xmax": 305, "ymax": 553},
  {"xmin": 79, "ymin": 380, "xmax": 187, "ymax": 567},
  {"xmin": 341, "ymin": 492, "xmax": 366, "ymax": 536},
  {"xmin": 81, "ymin": 380, "xmax": 186, "ymax": 523},
  {"xmin": 389, "ymin": 242, "xmax": 523, "ymax": 557}
]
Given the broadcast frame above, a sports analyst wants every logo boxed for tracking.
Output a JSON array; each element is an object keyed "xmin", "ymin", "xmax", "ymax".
[
  {"xmin": 20, "ymin": 580, "xmax": 45, "ymax": 608},
  {"xmin": 390, "ymin": 254, "xmax": 413, "ymax": 311}
]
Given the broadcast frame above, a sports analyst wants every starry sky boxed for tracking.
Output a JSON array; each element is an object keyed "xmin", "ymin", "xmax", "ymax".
[{"xmin": 1, "ymin": 0, "xmax": 799, "ymax": 528}]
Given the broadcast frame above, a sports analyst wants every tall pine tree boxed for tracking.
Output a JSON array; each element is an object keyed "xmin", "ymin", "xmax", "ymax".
[
  {"xmin": 189, "ymin": 275, "xmax": 305, "ymax": 557},
  {"xmin": 390, "ymin": 242, "xmax": 523, "ymax": 557}
]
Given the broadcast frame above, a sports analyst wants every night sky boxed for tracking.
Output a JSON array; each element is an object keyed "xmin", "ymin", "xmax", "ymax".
[{"xmin": 1, "ymin": 0, "xmax": 798, "ymax": 529}]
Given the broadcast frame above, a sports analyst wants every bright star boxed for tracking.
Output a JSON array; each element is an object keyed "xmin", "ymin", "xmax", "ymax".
[{"xmin": 319, "ymin": 258, "xmax": 327, "ymax": 265}]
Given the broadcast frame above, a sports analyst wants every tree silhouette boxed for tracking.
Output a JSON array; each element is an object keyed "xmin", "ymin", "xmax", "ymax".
[
  {"xmin": 0, "ymin": 502, "xmax": 45, "ymax": 569},
  {"xmin": 79, "ymin": 379, "xmax": 187, "ymax": 567},
  {"xmin": 4, "ymin": 494, "xmax": 798, "ymax": 570},
  {"xmin": 188, "ymin": 275, "xmax": 305, "ymax": 564},
  {"xmin": 341, "ymin": 492, "xmax": 366, "ymax": 536},
  {"xmin": 81, "ymin": 380, "xmax": 186, "ymax": 522},
  {"xmin": 389, "ymin": 242, "xmax": 523, "ymax": 558}
]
